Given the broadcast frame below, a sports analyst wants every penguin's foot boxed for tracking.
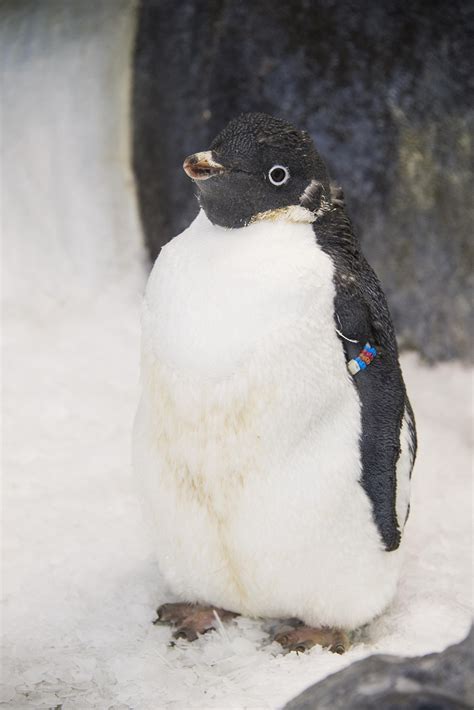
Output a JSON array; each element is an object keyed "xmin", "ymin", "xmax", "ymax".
[
  {"xmin": 153, "ymin": 602, "xmax": 238, "ymax": 642},
  {"xmin": 271, "ymin": 618, "xmax": 349, "ymax": 654}
]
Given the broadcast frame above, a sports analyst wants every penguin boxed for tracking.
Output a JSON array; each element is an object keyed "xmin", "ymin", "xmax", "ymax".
[{"xmin": 133, "ymin": 112, "xmax": 417, "ymax": 653}]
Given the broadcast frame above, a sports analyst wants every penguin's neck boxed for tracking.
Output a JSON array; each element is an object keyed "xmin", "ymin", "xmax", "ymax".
[{"xmin": 144, "ymin": 210, "xmax": 337, "ymax": 378}]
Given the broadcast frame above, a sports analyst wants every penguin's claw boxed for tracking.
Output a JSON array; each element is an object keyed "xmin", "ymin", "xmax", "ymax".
[
  {"xmin": 153, "ymin": 602, "xmax": 238, "ymax": 642},
  {"xmin": 273, "ymin": 624, "xmax": 349, "ymax": 654},
  {"xmin": 289, "ymin": 641, "xmax": 312, "ymax": 653},
  {"xmin": 154, "ymin": 602, "xmax": 194, "ymax": 625},
  {"xmin": 172, "ymin": 626, "xmax": 199, "ymax": 642}
]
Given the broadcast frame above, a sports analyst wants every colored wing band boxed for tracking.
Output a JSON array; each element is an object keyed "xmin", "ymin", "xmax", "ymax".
[{"xmin": 347, "ymin": 343, "xmax": 377, "ymax": 376}]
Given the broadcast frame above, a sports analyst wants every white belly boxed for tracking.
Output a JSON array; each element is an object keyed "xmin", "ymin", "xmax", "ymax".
[{"xmin": 133, "ymin": 212, "xmax": 402, "ymax": 629}]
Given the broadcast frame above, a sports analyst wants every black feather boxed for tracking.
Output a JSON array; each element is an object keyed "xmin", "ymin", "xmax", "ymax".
[{"xmin": 315, "ymin": 196, "xmax": 417, "ymax": 551}]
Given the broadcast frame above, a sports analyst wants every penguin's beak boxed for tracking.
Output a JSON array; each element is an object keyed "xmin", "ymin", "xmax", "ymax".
[{"xmin": 183, "ymin": 151, "xmax": 225, "ymax": 181}]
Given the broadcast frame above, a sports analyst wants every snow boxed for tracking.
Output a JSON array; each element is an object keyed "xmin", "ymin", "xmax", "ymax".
[
  {"xmin": 1, "ymin": 2, "xmax": 472, "ymax": 708},
  {"xmin": 3, "ymin": 316, "xmax": 473, "ymax": 709}
]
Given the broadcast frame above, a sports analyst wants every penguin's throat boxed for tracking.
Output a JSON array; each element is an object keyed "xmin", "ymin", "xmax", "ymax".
[{"xmin": 250, "ymin": 205, "xmax": 316, "ymax": 224}]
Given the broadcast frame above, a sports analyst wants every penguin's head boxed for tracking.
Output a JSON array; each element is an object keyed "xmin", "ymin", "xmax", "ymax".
[{"xmin": 183, "ymin": 113, "xmax": 331, "ymax": 228}]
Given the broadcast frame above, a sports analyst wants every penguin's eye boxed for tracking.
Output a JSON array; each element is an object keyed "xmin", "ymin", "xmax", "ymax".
[{"xmin": 268, "ymin": 165, "xmax": 290, "ymax": 186}]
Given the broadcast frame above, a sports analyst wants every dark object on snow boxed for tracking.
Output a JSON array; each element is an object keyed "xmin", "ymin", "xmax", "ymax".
[
  {"xmin": 132, "ymin": 0, "xmax": 473, "ymax": 362},
  {"xmin": 285, "ymin": 626, "xmax": 474, "ymax": 710}
]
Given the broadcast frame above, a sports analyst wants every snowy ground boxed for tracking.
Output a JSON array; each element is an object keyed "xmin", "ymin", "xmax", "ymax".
[{"xmin": 2, "ymin": 282, "xmax": 473, "ymax": 709}]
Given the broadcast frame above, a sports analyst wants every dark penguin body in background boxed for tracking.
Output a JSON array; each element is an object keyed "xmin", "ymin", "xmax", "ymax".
[{"xmin": 134, "ymin": 113, "xmax": 417, "ymax": 652}]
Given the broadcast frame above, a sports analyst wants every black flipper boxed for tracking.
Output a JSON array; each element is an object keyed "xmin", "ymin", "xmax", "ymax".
[{"xmin": 312, "ymin": 187, "xmax": 417, "ymax": 551}]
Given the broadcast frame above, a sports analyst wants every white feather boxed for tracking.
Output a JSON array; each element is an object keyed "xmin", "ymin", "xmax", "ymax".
[
  {"xmin": 133, "ymin": 210, "xmax": 403, "ymax": 630},
  {"xmin": 396, "ymin": 408, "xmax": 414, "ymax": 530}
]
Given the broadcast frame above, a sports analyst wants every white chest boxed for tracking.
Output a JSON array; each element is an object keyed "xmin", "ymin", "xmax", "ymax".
[
  {"xmin": 139, "ymin": 211, "xmax": 348, "ymax": 516},
  {"xmin": 142, "ymin": 211, "xmax": 337, "ymax": 378}
]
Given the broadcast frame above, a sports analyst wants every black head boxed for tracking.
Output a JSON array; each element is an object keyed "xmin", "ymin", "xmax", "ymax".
[{"xmin": 183, "ymin": 113, "xmax": 331, "ymax": 228}]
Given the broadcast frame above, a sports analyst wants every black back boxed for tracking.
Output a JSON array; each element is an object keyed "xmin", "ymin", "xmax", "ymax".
[{"xmin": 312, "ymin": 189, "xmax": 417, "ymax": 551}]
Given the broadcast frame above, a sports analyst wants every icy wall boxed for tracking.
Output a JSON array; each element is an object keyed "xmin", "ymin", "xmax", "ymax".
[
  {"xmin": 1, "ymin": 0, "xmax": 144, "ymax": 319},
  {"xmin": 132, "ymin": 0, "xmax": 473, "ymax": 361},
  {"xmin": 1, "ymin": 2, "xmax": 149, "ymax": 706}
]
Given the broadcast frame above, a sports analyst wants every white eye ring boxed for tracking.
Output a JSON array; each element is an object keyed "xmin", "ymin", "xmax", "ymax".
[{"xmin": 268, "ymin": 165, "xmax": 290, "ymax": 186}]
